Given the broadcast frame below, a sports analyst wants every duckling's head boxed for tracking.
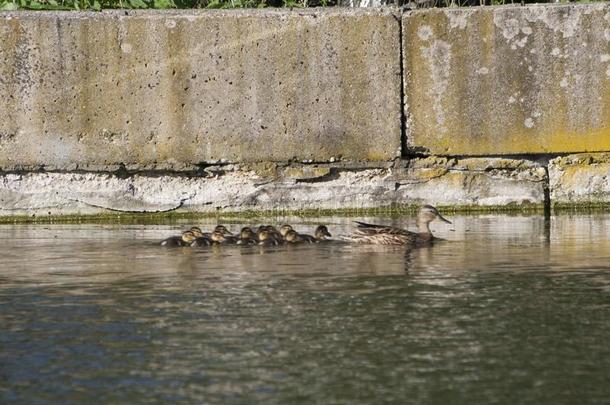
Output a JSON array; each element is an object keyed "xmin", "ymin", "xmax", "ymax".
[
  {"xmin": 214, "ymin": 225, "xmax": 233, "ymax": 235},
  {"xmin": 190, "ymin": 227, "xmax": 204, "ymax": 238},
  {"xmin": 418, "ymin": 205, "xmax": 452, "ymax": 225},
  {"xmin": 266, "ymin": 225, "xmax": 278, "ymax": 233},
  {"xmin": 240, "ymin": 227, "xmax": 255, "ymax": 239},
  {"xmin": 181, "ymin": 231, "xmax": 196, "ymax": 243},
  {"xmin": 279, "ymin": 224, "xmax": 293, "ymax": 237},
  {"xmin": 211, "ymin": 230, "xmax": 226, "ymax": 242},
  {"xmin": 284, "ymin": 229, "xmax": 298, "ymax": 242},
  {"xmin": 315, "ymin": 225, "xmax": 331, "ymax": 239}
]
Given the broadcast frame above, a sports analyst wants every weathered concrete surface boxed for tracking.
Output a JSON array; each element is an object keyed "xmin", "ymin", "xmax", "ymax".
[
  {"xmin": 549, "ymin": 153, "xmax": 610, "ymax": 206},
  {"xmin": 0, "ymin": 158, "xmax": 546, "ymax": 216},
  {"xmin": 403, "ymin": 4, "xmax": 610, "ymax": 155},
  {"xmin": 0, "ymin": 9, "xmax": 401, "ymax": 170}
]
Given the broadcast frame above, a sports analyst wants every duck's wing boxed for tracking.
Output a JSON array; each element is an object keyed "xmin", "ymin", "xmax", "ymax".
[
  {"xmin": 354, "ymin": 221, "xmax": 414, "ymax": 236},
  {"xmin": 340, "ymin": 232, "xmax": 415, "ymax": 245}
]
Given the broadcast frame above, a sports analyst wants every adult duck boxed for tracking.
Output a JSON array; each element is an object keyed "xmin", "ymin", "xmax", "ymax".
[{"xmin": 344, "ymin": 205, "xmax": 451, "ymax": 246}]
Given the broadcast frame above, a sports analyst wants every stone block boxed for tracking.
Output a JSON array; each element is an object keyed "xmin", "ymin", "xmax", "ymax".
[
  {"xmin": 0, "ymin": 9, "xmax": 401, "ymax": 170},
  {"xmin": 403, "ymin": 4, "xmax": 610, "ymax": 155}
]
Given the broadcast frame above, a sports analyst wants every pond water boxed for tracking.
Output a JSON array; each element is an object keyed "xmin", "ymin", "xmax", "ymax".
[{"xmin": 1, "ymin": 213, "xmax": 609, "ymax": 403}]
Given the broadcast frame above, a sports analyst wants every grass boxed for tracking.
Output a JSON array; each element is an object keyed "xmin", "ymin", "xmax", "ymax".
[{"xmin": 0, "ymin": 0, "xmax": 599, "ymax": 11}]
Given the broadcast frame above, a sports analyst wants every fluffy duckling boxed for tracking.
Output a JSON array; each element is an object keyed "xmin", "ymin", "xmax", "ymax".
[
  {"xmin": 290, "ymin": 225, "xmax": 332, "ymax": 243},
  {"xmin": 257, "ymin": 229, "xmax": 282, "ymax": 246},
  {"xmin": 284, "ymin": 229, "xmax": 307, "ymax": 244},
  {"xmin": 236, "ymin": 227, "xmax": 258, "ymax": 245},
  {"xmin": 184, "ymin": 226, "xmax": 214, "ymax": 246},
  {"xmin": 190, "ymin": 226, "xmax": 204, "ymax": 236},
  {"xmin": 344, "ymin": 205, "xmax": 451, "ymax": 246},
  {"xmin": 211, "ymin": 230, "xmax": 238, "ymax": 245},
  {"xmin": 279, "ymin": 224, "xmax": 293, "ymax": 238},
  {"xmin": 214, "ymin": 225, "xmax": 233, "ymax": 236},
  {"xmin": 263, "ymin": 225, "xmax": 283, "ymax": 239},
  {"xmin": 160, "ymin": 230, "xmax": 196, "ymax": 247},
  {"xmin": 314, "ymin": 225, "xmax": 332, "ymax": 241}
]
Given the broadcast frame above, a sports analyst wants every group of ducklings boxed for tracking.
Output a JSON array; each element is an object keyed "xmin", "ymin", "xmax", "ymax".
[
  {"xmin": 160, "ymin": 224, "xmax": 332, "ymax": 247},
  {"xmin": 160, "ymin": 205, "xmax": 453, "ymax": 248}
]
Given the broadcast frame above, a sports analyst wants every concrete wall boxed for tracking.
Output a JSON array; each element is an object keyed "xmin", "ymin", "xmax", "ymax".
[
  {"xmin": 403, "ymin": 4, "xmax": 610, "ymax": 155},
  {"xmin": 0, "ymin": 9, "xmax": 401, "ymax": 170},
  {"xmin": 0, "ymin": 5, "xmax": 609, "ymax": 215}
]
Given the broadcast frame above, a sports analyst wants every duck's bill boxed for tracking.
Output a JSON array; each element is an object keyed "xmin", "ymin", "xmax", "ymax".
[{"xmin": 438, "ymin": 214, "xmax": 452, "ymax": 224}]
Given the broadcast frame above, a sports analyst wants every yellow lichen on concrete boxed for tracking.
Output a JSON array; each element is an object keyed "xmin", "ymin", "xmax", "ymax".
[
  {"xmin": 549, "ymin": 153, "xmax": 610, "ymax": 205},
  {"xmin": 404, "ymin": 4, "xmax": 610, "ymax": 156}
]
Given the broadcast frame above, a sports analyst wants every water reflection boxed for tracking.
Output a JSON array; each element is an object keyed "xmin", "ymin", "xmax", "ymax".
[{"xmin": 1, "ymin": 213, "xmax": 609, "ymax": 403}]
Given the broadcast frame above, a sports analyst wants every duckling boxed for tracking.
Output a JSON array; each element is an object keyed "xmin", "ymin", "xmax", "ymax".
[
  {"xmin": 160, "ymin": 230, "xmax": 196, "ymax": 247},
  {"xmin": 257, "ymin": 229, "xmax": 282, "ymax": 246},
  {"xmin": 190, "ymin": 226, "xmax": 204, "ymax": 236},
  {"xmin": 236, "ymin": 227, "xmax": 258, "ymax": 245},
  {"xmin": 214, "ymin": 225, "xmax": 233, "ymax": 236},
  {"xmin": 314, "ymin": 225, "xmax": 332, "ymax": 241},
  {"xmin": 279, "ymin": 224, "xmax": 293, "ymax": 238},
  {"xmin": 210, "ymin": 230, "xmax": 238, "ymax": 245},
  {"xmin": 264, "ymin": 225, "xmax": 283, "ymax": 239},
  {"xmin": 284, "ymin": 229, "xmax": 307, "ymax": 244},
  {"xmin": 190, "ymin": 235, "xmax": 214, "ymax": 247},
  {"xmin": 343, "ymin": 205, "xmax": 451, "ymax": 246},
  {"xmin": 292, "ymin": 225, "xmax": 332, "ymax": 243}
]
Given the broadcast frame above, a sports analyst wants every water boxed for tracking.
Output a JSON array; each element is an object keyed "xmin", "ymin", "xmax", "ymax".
[{"xmin": 0, "ymin": 214, "xmax": 609, "ymax": 404}]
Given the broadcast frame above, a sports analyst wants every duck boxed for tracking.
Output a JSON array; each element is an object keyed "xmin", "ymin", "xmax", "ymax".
[
  {"xmin": 236, "ymin": 227, "xmax": 258, "ymax": 245},
  {"xmin": 285, "ymin": 225, "xmax": 332, "ymax": 243},
  {"xmin": 160, "ymin": 230, "xmax": 197, "ymax": 247},
  {"xmin": 257, "ymin": 229, "xmax": 282, "ymax": 246},
  {"xmin": 210, "ymin": 230, "xmax": 238, "ymax": 245},
  {"xmin": 198, "ymin": 225, "xmax": 233, "ymax": 237},
  {"xmin": 343, "ymin": 205, "xmax": 451, "ymax": 246},
  {"xmin": 279, "ymin": 224, "xmax": 293, "ymax": 238},
  {"xmin": 314, "ymin": 225, "xmax": 332, "ymax": 241}
]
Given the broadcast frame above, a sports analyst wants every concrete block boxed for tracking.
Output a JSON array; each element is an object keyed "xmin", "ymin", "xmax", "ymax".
[
  {"xmin": 403, "ymin": 4, "xmax": 610, "ymax": 155},
  {"xmin": 0, "ymin": 157, "xmax": 546, "ymax": 216},
  {"xmin": 549, "ymin": 153, "xmax": 610, "ymax": 206},
  {"xmin": 0, "ymin": 9, "xmax": 401, "ymax": 170}
]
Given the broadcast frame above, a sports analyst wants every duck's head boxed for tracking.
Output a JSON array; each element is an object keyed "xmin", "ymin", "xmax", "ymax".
[
  {"xmin": 181, "ymin": 231, "xmax": 197, "ymax": 243},
  {"xmin": 279, "ymin": 224, "xmax": 293, "ymax": 237},
  {"xmin": 417, "ymin": 205, "xmax": 452, "ymax": 225},
  {"xmin": 315, "ymin": 225, "xmax": 331, "ymax": 239},
  {"xmin": 240, "ymin": 227, "xmax": 255, "ymax": 239},
  {"xmin": 190, "ymin": 227, "xmax": 204, "ymax": 238},
  {"xmin": 211, "ymin": 230, "xmax": 226, "ymax": 242},
  {"xmin": 214, "ymin": 225, "xmax": 233, "ymax": 236},
  {"xmin": 284, "ymin": 229, "xmax": 298, "ymax": 242}
]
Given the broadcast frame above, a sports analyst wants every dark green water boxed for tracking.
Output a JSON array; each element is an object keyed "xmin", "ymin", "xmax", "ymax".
[{"xmin": 0, "ymin": 214, "xmax": 609, "ymax": 404}]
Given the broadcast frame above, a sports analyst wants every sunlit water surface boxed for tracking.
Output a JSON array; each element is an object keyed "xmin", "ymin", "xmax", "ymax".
[{"xmin": 1, "ymin": 214, "xmax": 609, "ymax": 404}]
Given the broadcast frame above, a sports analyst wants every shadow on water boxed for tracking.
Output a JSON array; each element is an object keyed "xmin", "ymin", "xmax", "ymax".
[{"xmin": 0, "ymin": 213, "xmax": 609, "ymax": 403}]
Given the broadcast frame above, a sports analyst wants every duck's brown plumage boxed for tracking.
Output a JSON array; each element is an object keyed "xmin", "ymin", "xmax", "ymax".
[{"xmin": 343, "ymin": 205, "xmax": 451, "ymax": 246}]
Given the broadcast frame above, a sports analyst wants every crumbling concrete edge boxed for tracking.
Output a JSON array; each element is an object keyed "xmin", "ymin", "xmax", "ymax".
[{"xmin": 0, "ymin": 156, "xmax": 549, "ymax": 221}]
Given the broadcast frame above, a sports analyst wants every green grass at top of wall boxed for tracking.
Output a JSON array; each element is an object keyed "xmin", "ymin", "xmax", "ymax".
[
  {"xmin": 0, "ymin": 0, "xmax": 330, "ymax": 11},
  {"xmin": 0, "ymin": 0, "xmax": 601, "ymax": 11}
]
